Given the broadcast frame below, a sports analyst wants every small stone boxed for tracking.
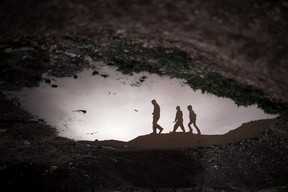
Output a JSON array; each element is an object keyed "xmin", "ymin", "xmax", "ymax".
[
  {"xmin": 49, "ymin": 166, "xmax": 58, "ymax": 174},
  {"xmin": 4, "ymin": 48, "xmax": 13, "ymax": 54},
  {"xmin": 116, "ymin": 29, "xmax": 126, "ymax": 34},
  {"xmin": 24, "ymin": 140, "xmax": 31, "ymax": 145},
  {"xmin": 92, "ymin": 71, "xmax": 99, "ymax": 76},
  {"xmin": 45, "ymin": 79, "xmax": 51, "ymax": 84},
  {"xmin": 139, "ymin": 76, "xmax": 147, "ymax": 82},
  {"xmin": 0, "ymin": 128, "xmax": 7, "ymax": 133},
  {"xmin": 100, "ymin": 74, "xmax": 109, "ymax": 78}
]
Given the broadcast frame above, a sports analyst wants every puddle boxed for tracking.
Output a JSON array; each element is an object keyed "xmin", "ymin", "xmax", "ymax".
[{"xmin": 4, "ymin": 64, "xmax": 277, "ymax": 142}]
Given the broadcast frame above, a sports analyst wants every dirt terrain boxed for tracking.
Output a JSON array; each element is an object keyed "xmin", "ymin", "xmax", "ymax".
[
  {"xmin": 1, "ymin": 0, "xmax": 288, "ymax": 191},
  {"xmin": 96, "ymin": 119, "xmax": 275, "ymax": 149}
]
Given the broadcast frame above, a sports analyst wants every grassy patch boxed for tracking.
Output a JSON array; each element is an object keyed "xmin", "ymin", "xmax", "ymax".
[
  {"xmin": 183, "ymin": 73, "xmax": 288, "ymax": 116},
  {"xmin": 108, "ymin": 39, "xmax": 288, "ymax": 116},
  {"xmin": 108, "ymin": 40, "xmax": 192, "ymax": 75}
]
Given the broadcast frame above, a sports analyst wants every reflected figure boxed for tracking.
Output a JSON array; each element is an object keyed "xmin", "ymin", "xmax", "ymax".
[
  {"xmin": 172, "ymin": 106, "xmax": 186, "ymax": 133},
  {"xmin": 187, "ymin": 105, "xmax": 201, "ymax": 134},
  {"xmin": 151, "ymin": 99, "xmax": 164, "ymax": 134}
]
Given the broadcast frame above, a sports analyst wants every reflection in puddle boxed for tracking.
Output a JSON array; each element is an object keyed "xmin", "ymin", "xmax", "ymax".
[{"xmin": 4, "ymin": 65, "xmax": 277, "ymax": 141}]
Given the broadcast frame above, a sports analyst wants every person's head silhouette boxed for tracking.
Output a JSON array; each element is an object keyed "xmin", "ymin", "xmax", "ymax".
[
  {"xmin": 151, "ymin": 99, "xmax": 157, "ymax": 105},
  {"xmin": 176, "ymin": 106, "xmax": 180, "ymax": 110},
  {"xmin": 187, "ymin": 105, "xmax": 192, "ymax": 110}
]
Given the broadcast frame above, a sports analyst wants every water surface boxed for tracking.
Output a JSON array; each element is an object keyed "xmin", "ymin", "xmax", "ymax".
[{"xmin": 4, "ymin": 64, "xmax": 277, "ymax": 141}]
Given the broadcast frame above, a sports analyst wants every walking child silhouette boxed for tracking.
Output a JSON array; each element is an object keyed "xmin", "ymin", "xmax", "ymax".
[
  {"xmin": 171, "ymin": 106, "xmax": 186, "ymax": 133},
  {"xmin": 187, "ymin": 105, "xmax": 201, "ymax": 134}
]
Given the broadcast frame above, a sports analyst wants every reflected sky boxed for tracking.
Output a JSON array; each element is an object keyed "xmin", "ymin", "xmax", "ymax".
[{"xmin": 4, "ymin": 64, "xmax": 277, "ymax": 141}]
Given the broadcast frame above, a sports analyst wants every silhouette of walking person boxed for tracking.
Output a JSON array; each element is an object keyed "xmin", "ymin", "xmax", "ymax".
[
  {"xmin": 187, "ymin": 105, "xmax": 201, "ymax": 134},
  {"xmin": 172, "ymin": 106, "xmax": 185, "ymax": 133},
  {"xmin": 151, "ymin": 99, "xmax": 164, "ymax": 134}
]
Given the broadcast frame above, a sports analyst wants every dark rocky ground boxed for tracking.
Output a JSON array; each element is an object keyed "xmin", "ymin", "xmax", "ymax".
[{"xmin": 1, "ymin": 0, "xmax": 288, "ymax": 191}]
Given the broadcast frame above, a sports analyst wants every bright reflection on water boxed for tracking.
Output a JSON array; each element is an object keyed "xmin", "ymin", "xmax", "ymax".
[{"xmin": 4, "ymin": 65, "xmax": 277, "ymax": 141}]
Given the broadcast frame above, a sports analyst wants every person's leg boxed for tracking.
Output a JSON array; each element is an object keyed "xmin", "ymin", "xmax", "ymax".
[
  {"xmin": 193, "ymin": 122, "xmax": 201, "ymax": 135},
  {"xmin": 152, "ymin": 124, "xmax": 157, "ymax": 134},
  {"xmin": 188, "ymin": 122, "xmax": 193, "ymax": 132},
  {"xmin": 173, "ymin": 122, "xmax": 179, "ymax": 132},
  {"xmin": 159, "ymin": 126, "xmax": 163, "ymax": 134},
  {"xmin": 180, "ymin": 123, "xmax": 186, "ymax": 133},
  {"xmin": 152, "ymin": 116, "xmax": 159, "ymax": 134},
  {"xmin": 156, "ymin": 124, "xmax": 163, "ymax": 134}
]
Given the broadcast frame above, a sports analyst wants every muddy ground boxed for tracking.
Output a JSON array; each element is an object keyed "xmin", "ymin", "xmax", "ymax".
[{"xmin": 0, "ymin": 0, "xmax": 288, "ymax": 191}]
